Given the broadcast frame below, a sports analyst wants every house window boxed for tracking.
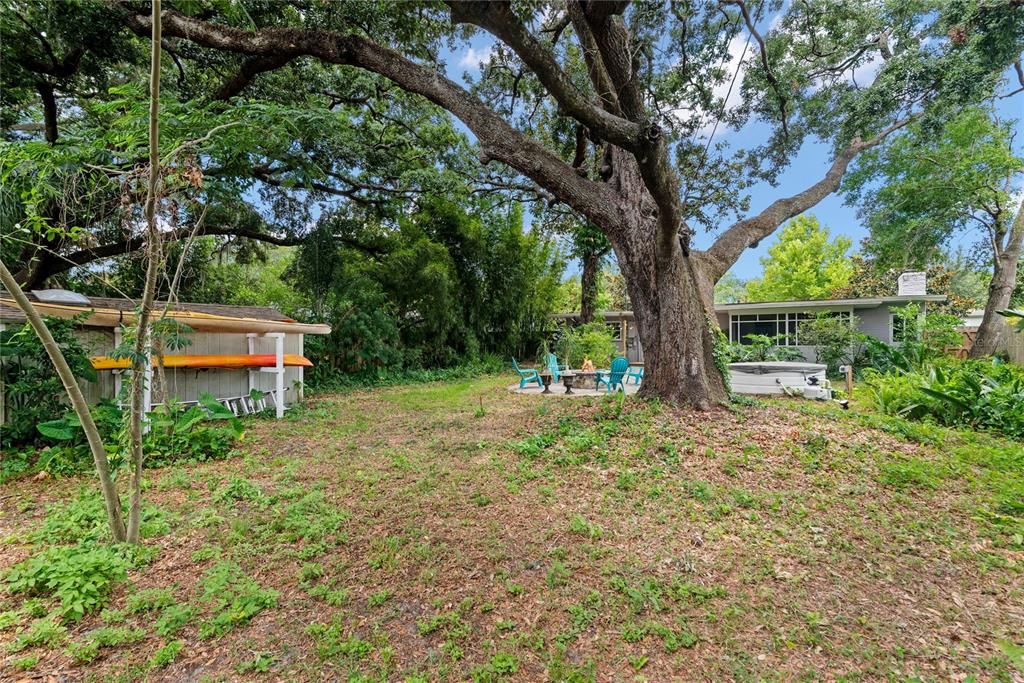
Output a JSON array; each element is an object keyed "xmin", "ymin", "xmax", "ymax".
[{"xmin": 730, "ymin": 311, "xmax": 850, "ymax": 345}]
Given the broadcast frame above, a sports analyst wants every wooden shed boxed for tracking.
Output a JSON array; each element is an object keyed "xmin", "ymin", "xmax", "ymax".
[{"xmin": 0, "ymin": 290, "xmax": 331, "ymax": 422}]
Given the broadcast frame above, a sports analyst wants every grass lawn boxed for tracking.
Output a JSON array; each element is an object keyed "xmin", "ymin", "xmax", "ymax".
[{"xmin": 1, "ymin": 375, "xmax": 1022, "ymax": 681}]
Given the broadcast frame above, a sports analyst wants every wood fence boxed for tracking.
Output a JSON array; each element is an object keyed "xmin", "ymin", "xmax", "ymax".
[{"xmin": 996, "ymin": 317, "xmax": 1024, "ymax": 365}]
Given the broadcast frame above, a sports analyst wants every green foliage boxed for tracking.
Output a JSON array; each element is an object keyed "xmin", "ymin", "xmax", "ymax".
[
  {"xmin": 5, "ymin": 545, "xmax": 130, "ymax": 621},
  {"xmin": 144, "ymin": 395, "xmax": 244, "ymax": 465},
  {"xmin": 0, "ymin": 316, "xmax": 97, "ymax": 447},
  {"xmin": 553, "ymin": 322, "xmax": 617, "ymax": 368},
  {"xmin": 154, "ymin": 604, "xmax": 196, "ymax": 637},
  {"xmin": 27, "ymin": 392, "xmax": 243, "ymax": 476},
  {"xmin": 471, "ymin": 653, "xmax": 520, "ymax": 681},
  {"xmin": 859, "ymin": 304, "xmax": 965, "ymax": 375},
  {"xmin": 148, "ymin": 639, "xmax": 184, "ymax": 668},
  {"xmin": 728, "ymin": 334, "xmax": 804, "ymax": 363},
  {"xmin": 125, "ymin": 588, "xmax": 176, "ymax": 614},
  {"xmin": 834, "ymin": 256, "xmax": 976, "ymax": 317},
  {"xmin": 864, "ymin": 358, "xmax": 1024, "ymax": 438},
  {"xmin": 66, "ymin": 626, "xmax": 145, "ymax": 662},
  {"xmin": 293, "ymin": 199, "xmax": 563, "ymax": 382},
  {"xmin": 308, "ymin": 355, "xmax": 504, "ymax": 393},
  {"xmin": 798, "ymin": 314, "xmax": 863, "ymax": 376},
  {"xmin": 714, "ymin": 272, "xmax": 747, "ymax": 304},
  {"xmin": 844, "ymin": 107, "xmax": 1023, "ymax": 271},
  {"xmin": 197, "ymin": 561, "xmax": 278, "ymax": 638},
  {"xmin": 306, "ymin": 618, "xmax": 374, "ymax": 661},
  {"xmin": 744, "ymin": 215, "xmax": 853, "ymax": 302},
  {"xmin": 7, "ymin": 617, "xmax": 67, "ymax": 652},
  {"xmin": 30, "ymin": 489, "xmax": 168, "ymax": 544}
]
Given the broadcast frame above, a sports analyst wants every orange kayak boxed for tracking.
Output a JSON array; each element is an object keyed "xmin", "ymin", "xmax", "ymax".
[{"xmin": 91, "ymin": 354, "xmax": 314, "ymax": 370}]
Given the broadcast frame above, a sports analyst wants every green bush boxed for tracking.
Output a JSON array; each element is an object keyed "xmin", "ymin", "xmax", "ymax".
[
  {"xmin": 553, "ymin": 322, "xmax": 617, "ymax": 368},
  {"xmin": 5, "ymin": 545, "xmax": 130, "ymax": 621},
  {"xmin": 30, "ymin": 394, "xmax": 244, "ymax": 475},
  {"xmin": 727, "ymin": 334, "xmax": 804, "ymax": 363},
  {"xmin": 0, "ymin": 316, "xmax": 97, "ymax": 447},
  {"xmin": 864, "ymin": 358, "xmax": 1024, "ymax": 439}
]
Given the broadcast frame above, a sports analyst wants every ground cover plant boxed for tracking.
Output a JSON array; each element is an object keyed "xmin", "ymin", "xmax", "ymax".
[{"xmin": 0, "ymin": 375, "xmax": 1021, "ymax": 680}]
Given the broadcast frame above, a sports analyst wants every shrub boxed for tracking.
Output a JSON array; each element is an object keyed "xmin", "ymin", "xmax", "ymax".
[
  {"xmin": 5, "ymin": 545, "xmax": 130, "ymax": 621},
  {"xmin": 727, "ymin": 334, "xmax": 804, "ymax": 363},
  {"xmin": 30, "ymin": 489, "xmax": 168, "ymax": 544},
  {"xmin": 0, "ymin": 316, "xmax": 97, "ymax": 447},
  {"xmin": 864, "ymin": 358, "xmax": 1024, "ymax": 439},
  {"xmin": 553, "ymin": 322, "xmax": 616, "ymax": 368},
  {"xmin": 799, "ymin": 314, "xmax": 864, "ymax": 376}
]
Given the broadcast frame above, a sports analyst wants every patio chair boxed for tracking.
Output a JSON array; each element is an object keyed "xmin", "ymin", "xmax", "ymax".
[
  {"xmin": 596, "ymin": 356, "xmax": 630, "ymax": 393},
  {"xmin": 546, "ymin": 353, "xmax": 565, "ymax": 383},
  {"xmin": 512, "ymin": 358, "xmax": 543, "ymax": 389},
  {"xmin": 625, "ymin": 365, "xmax": 645, "ymax": 384}
]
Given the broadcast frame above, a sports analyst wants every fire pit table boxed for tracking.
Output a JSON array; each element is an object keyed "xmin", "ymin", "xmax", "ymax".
[
  {"xmin": 572, "ymin": 372, "xmax": 601, "ymax": 390},
  {"xmin": 538, "ymin": 371, "xmax": 554, "ymax": 393}
]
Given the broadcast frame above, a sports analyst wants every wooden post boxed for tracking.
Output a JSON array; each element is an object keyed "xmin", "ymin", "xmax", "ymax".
[
  {"xmin": 621, "ymin": 319, "xmax": 628, "ymax": 357},
  {"xmin": 845, "ymin": 364, "xmax": 853, "ymax": 399}
]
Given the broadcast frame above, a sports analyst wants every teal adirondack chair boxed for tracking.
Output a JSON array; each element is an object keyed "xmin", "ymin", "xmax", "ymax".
[
  {"xmin": 625, "ymin": 365, "xmax": 645, "ymax": 384},
  {"xmin": 597, "ymin": 356, "xmax": 630, "ymax": 392},
  {"xmin": 512, "ymin": 358, "xmax": 542, "ymax": 389},
  {"xmin": 546, "ymin": 353, "xmax": 564, "ymax": 383}
]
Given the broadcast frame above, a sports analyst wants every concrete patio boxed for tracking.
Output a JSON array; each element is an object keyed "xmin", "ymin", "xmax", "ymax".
[{"xmin": 507, "ymin": 378, "xmax": 642, "ymax": 397}]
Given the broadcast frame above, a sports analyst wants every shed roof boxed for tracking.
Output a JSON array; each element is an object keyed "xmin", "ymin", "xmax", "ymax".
[
  {"xmin": 0, "ymin": 291, "xmax": 330, "ymax": 335},
  {"xmin": 1, "ymin": 293, "xmax": 292, "ymax": 324}
]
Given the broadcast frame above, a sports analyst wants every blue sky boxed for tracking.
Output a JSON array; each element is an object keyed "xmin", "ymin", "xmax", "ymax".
[{"xmin": 441, "ymin": 23, "xmax": 1024, "ymax": 283}]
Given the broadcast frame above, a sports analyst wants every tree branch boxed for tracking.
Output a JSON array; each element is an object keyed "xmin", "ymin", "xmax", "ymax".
[
  {"xmin": 444, "ymin": 1, "xmax": 643, "ymax": 150},
  {"xmin": 721, "ymin": 0, "xmax": 789, "ymax": 139},
  {"xmin": 119, "ymin": 7, "xmax": 621, "ymax": 229},
  {"xmin": 216, "ymin": 53, "xmax": 294, "ymax": 99},
  {"xmin": 702, "ymin": 116, "xmax": 919, "ymax": 280},
  {"xmin": 20, "ymin": 225, "xmax": 315, "ymax": 288},
  {"xmin": 36, "ymin": 80, "xmax": 59, "ymax": 143}
]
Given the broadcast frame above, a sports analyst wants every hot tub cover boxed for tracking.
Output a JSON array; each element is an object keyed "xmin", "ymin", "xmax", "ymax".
[{"xmin": 729, "ymin": 362, "xmax": 826, "ymax": 375}]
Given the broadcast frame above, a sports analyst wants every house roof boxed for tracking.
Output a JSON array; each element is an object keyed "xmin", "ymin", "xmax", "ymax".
[
  {"xmin": 715, "ymin": 294, "xmax": 946, "ymax": 312},
  {"xmin": 0, "ymin": 290, "xmax": 330, "ymax": 335},
  {"xmin": 553, "ymin": 295, "xmax": 947, "ymax": 319}
]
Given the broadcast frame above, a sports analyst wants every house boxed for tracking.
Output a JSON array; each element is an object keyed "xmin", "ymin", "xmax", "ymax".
[
  {"xmin": 0, "ymin": 289, "xmax": 330, "ymax": 422},
  {"xmin": 555, "ymin": 273, "xmax": 946, "ymax": 364}
]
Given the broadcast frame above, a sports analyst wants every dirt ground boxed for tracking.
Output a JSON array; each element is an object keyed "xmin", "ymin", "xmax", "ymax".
[{"xmin": 1, "ymin": 375, "xmax": 1021, "ymax": 681}]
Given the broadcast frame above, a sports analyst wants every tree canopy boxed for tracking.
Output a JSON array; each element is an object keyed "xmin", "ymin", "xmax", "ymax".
[
  {"xmin": 843, "ymin": 105, "xmax": 1024, "ymax": 355},
  {"xmin": 2, "ymin": 0, "xmax": 1022, "ymax": 405},
  {"xmin": 744, "ymin": 215, "xmax": 853, "ymax": 302}
]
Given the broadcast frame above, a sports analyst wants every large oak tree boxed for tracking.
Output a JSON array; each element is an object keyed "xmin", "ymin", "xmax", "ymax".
[{"xmin": 7, "ymin": 0, "xmax": 1024, "ymax": 407}]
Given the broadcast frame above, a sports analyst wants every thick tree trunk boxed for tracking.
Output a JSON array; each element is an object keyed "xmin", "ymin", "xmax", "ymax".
[
  {"xmin": 579, "ymin": 250, "xmax": 600, "ymax": 324},
  {"xmin": 630, "ymin": 255, "xmax": 727, "ymax": 408},
  {"xmin": 971, "ymin": 206, "xmax": 1024, "ymax": 357},
  {"xmin": 612, "ymin": 216, "xmax": 728, "ymax": 408}
]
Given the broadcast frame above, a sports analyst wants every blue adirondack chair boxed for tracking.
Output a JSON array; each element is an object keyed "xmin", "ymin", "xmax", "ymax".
[
  {"xmin": 512, "ymin": 358, "xmax": 542, "ymax": 389},
  {"xmin": 625, "ymin": 365, "xmax": 645, "ymax": 384},
  {"xmin": 546, "ymin": 353, "xmax": 564, "ymax": 383},
  {"xmin": 597, "ymin": 356, "xmax": 630, "ymax": 392}
]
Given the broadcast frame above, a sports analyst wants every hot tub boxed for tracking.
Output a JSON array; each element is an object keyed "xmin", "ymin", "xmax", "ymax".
[{"xmin": 728, "ymin": 362, "xmax": 831, "ymax": 399}]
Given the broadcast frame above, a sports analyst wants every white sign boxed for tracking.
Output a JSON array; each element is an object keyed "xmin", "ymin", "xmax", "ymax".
[{"xmin": 897, "ymin": 271, "xmax": 927, "ymax": 296}]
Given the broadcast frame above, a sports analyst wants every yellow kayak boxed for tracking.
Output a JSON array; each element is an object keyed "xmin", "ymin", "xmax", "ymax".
[{"xmin": 90, "ymin": 354, "xmax": 314, "ymax": 370}]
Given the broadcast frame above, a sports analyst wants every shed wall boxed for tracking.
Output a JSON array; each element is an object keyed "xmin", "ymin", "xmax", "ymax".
[{"xmin": 2, "ymin": 327, "xmax": 304, "ymax": 425}]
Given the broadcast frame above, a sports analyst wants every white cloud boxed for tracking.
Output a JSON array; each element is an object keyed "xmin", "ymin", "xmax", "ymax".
[{"xmin": 459, "ymin": 44, "xmax": 494, "ymax": 71}]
